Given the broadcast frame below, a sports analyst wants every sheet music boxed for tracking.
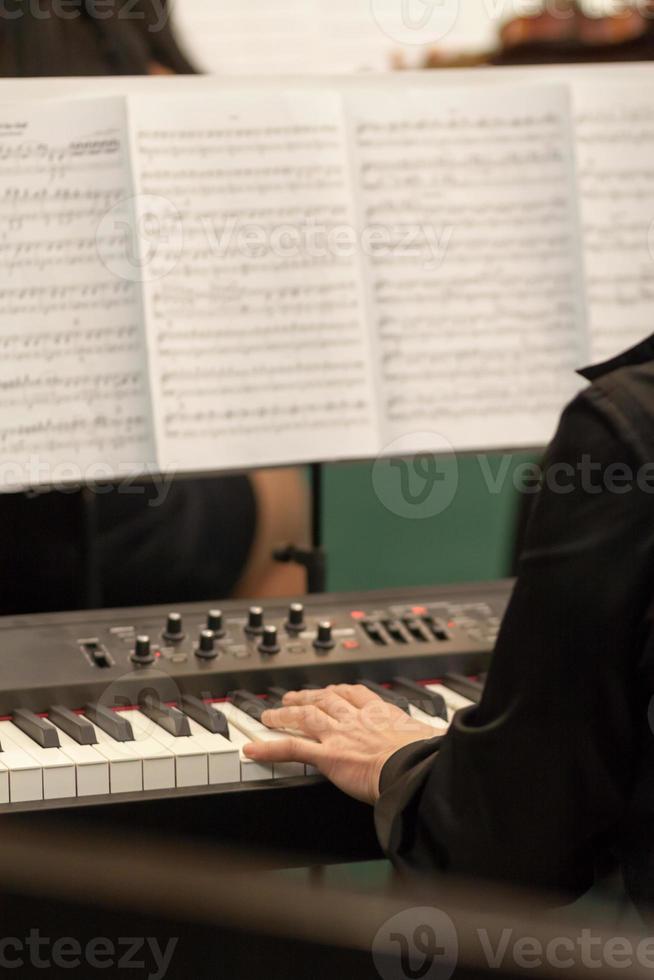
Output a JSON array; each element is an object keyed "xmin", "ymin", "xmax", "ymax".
[
  {"xmin": 573, "ymin": 80, "xmax": 654, "ymax": 363},
  {"xmin": 345, "ymin": 84, "xmax": 587, "ymax": 453},
  {"xmin": 126, "ymin": 91, "xmax": 378, "ymax": 472},
  {"xmin": 0, "ymin": 97, "xmax": 155, "ymax": 491}
]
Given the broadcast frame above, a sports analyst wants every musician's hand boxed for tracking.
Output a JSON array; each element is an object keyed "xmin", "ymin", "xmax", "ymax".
[{"xmin": 242, "ymin": 684, "xmax": 442, "ymax": 804}]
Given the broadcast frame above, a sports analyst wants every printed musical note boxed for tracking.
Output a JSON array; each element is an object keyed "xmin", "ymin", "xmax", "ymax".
[
  {"xmin": 127, "ymin": 92, "xmax": 379, "ymax": 470},
  {"xmin": 345, "ymin": 84, "xmax": 587, "ymax": 452},
  {"xmin": 573, "ymin": 80, "xmax": 654, "ymax": 362},
  {"xmin": 0, "ymin": 97, "xmax": 156, "ymax": 488}
]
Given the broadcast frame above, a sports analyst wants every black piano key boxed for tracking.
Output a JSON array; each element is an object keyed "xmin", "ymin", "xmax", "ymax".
[
  {"xmin": 84, "ymin": 703, "xmax": 134, "ymax": 742},
  {"xmin": 229, "ymin": 690, "xmax": 268, "ymax": 724},
  {"xmin": 180, "ymin": 695, "xmax": 230, "ymax": 738},
  {"xmin": 391, "ymin": 677, "xmax": 448, "ymax": 721},
  {"xmin": 12, "ymin": 708, "xmax": 60, "ymax": 748},
  {"xmin": 139, "ymin": 700, "xmax": 191, "ymax": 737},
  {"xmin": 267, "ymin": 687, "xmax": 288, "ymax": 707},
  {"xmin": 360, "ymin": 679, "xmax": 410, "ymax": 714},
  {"xmin": 49, "ymin": 705, "xmax": 97, "ymax": 745},
  {"xmin": 442, "ymin": 673, "xmax": 484, "ymax": 704}
]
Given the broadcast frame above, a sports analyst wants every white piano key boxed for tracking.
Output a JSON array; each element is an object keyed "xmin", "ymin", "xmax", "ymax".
[
  {"xmin": 127, "ymin": 710, "xmax": 208, "ymax": 789},
  {"xmin": 0, "ymin": 721, "xmax": 75, "ymax": 800},
  {"xmin": 97, "ymin": 714, "xmax": 175, "ymax": 792},
  {"xmin": 48, "ymin": 722, "xmax": 110, "ymax": 797},
  {"xmin": 184, "ymin": 717, "xmax": 241, "ymax": 785},
  {"xmin": 220, "ymin": 703, "xmax": 305, "ymax": 779},
  {"xmin": 79, "ymin": 718, "xmax": 142, "ymax": 794},
  {"xmin": 0, "ymin": 744, "xmax": 40, "ymax": 803},
  {"xmin": 220, "ymin": 721, "xmax": 273, "ymax": 783},
  {"xmin": 408, "ymin": 704, "xmax": 450, "ymax": 732},
  {"xmin": 0, "ymin": 758, "xmax": 10, "ymax": 803},
  {"xmin": 426, "ymin": 684, "xmax": 474, "ymax": 720}
]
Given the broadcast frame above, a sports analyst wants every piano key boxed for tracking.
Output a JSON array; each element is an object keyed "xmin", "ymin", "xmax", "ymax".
[
  {"xmin": 220, "ymin": 703, "xmax": 305, "ymax": 779},
  {"xmin": 266, "ymin": 687, "xmax": 288, "ymax": 707},
  {"xmin": 138, "ymin": 700, "xmax": 191, "ymax": 737},
  {"xmin": 82, "ymin": 722, "xmax": 142, "ymax": 794},
  {"xmin": 127, "ymin": 710, "xmax": 208, "ymax": 789},
  {"xmin": 408, "ymin": 704, "xmax": 449, "ymax": 732},
  {"xmin": 49, "ymin": 705, "xmax": 97, "ymax": 745},
  {"xmin": 0, "ymin": 745, "xmax": 40, "ymax": 803},
  {"xmin": 426, "ymin": 684, "xmax": 474, "ymax": 720},
  {"xmin": 12, "ymin": 709, "xmax": 60, "ymax": 748},
  {"xmin": 0, "ymin": 760, "xmax": 8, "ymax": 804},
  {"xmin": 180, "ymin": 695, "xmax": 229, "ymax": 737},
  {"xmin": 0, "ymin": 721, "xmax": 75, "ymax": 800},
  {"xmin": 391, "ymin": 677, "xmax": 448, "ymax": 721},
  {"xmin": 48, "ymin": 723, "xmax": 109, "ymax": 797},
  {"xmin": 360, "ymin": 679, "xmax": 410, "ymax": 714},
  {"xmin": 84, "ymin": 703, "xmax": 134, "ymax": 742},
  {"xmin": 222, "ymin": 722, "xmax": 274, "ymax": 783},
  {"xmin": 97, "ymin": 716, "xmax": 175, "ymax": 792},
  {"xmin": 184, "ymin": 717, "xmax": 241, "ymax": 785},
  {"xmin": 229, "ymin": 690, "xmax": 267, "ymax": 723},
  {"xmin": 442, "ymin": 673, "xmax": 484, "ymax": 704}
]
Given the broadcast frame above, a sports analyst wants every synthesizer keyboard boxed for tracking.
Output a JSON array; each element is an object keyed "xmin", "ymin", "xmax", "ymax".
[{"xmin": 0, "ymin": 580, "xmax": 512, "ymax": 861}]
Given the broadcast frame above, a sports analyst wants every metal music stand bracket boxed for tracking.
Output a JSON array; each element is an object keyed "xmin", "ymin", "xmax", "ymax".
[{"xmin": 273, "ymin": 463, "xmax": 326, "ymax": 594}]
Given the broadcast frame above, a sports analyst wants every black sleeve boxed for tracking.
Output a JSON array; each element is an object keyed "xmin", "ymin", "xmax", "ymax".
[{"xmin": 375, "ymin": 385, "xmax": 654, "ymax": 895}]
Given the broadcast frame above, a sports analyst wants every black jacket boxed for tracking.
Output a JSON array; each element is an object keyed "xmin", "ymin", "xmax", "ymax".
[{"xmin": 376, "ymin": 334, "xmax": 654, "ymax": 915}]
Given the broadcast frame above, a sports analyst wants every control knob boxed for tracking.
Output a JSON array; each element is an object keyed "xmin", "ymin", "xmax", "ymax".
[
  {"xmin": 259, "ymin": 625, "xmax": 280, "ymax": 655},
  {"xmin": 313, "ymin": 621, "xmax": 334, "ymax": 651},
  {"xmin": 206, "ymin": 609, "xmax": 225, "ymax": 637},
  {"xmin": 285, "ymin": 602, "xmax": 305, "ymax": 633},
  {"xmin": 131, "ymin": 634, "xmax": 155, "ymax": 666},
  {"xmin": 195, "ymin": 629, "xmax": 217, "ymax": 660},
  {"xmin": 245, "ymin": 606, "xmax": 264, "ymax": 636},
  {"xmin": 163, "ymin": 612, "xmax": 185, "ymax": 643}
]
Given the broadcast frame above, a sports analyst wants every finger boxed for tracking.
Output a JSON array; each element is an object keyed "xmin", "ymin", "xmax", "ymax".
[
  {"xmin": 329, "ymin": 684, "xmax": 384, "ymax": 709},
  {"xmin": 243, "ymin": 737, "xmax": 323, "ymax": 769},
  {"xmin": 261, "ymin": 705, "xmax": 334, "ymax": 738},
  {"xmin": 282, "ymin": 687, "xmax": 338, "ymax": 707},
  {"xmin": 281, "ymin": 688, "xmax": 356, "ymax": 722}
]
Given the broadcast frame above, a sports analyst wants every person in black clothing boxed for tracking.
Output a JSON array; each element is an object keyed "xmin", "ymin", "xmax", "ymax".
[
  {"xmin": 0, "ymin": 0, "xmax": 309, "ymax": 614},
  {"xmin": 246, "ymin": 333, "xmax": 654, "ymax": 916}
]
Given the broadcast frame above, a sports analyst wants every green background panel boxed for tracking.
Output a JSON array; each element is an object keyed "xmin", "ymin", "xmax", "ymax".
[{"xmin": 323, "ymin": 452, "xmax": 538, "ymax": 592}]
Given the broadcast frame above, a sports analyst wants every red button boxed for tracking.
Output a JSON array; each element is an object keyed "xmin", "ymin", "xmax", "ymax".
[
  {"xmin": 412, "ymin": 605, "xmax": 427, "ymax": 615},
  {"xmin": 342, "ymin": 640, "xmax": 360, "ymax": 650},
  {"xmin": 351, "ymin": 610, "xmax": 366, "ymax": 620}
]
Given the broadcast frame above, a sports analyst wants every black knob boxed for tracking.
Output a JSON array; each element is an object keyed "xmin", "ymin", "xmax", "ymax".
[
  {"xmin": 163, "ymin": 612, "xmax": 184, "ymax": 642},
  {"xmin": 196, "ymin": 629, "xmax": 217, "ymax": 660},
  {"xmin": 259, "ymin": 625, "xmax": 280, "ymax": 655},
  {"xmin": 207, "ymin": 609, "xmax": 225, "ymax": 636},
  {"xmin": 245, "ymin": 606, "xmax": 264, "ymax": 636},
  {"xmin": 314, "ymin": 621, "xmax": 334, "ymax": 651},
  {"xmin": 131, "ymin": 634, "xmax": 155, "ymax": 665},
  {"xmin": 286, "ymin": 602, "xmax": 305, "ymax": 633}
]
